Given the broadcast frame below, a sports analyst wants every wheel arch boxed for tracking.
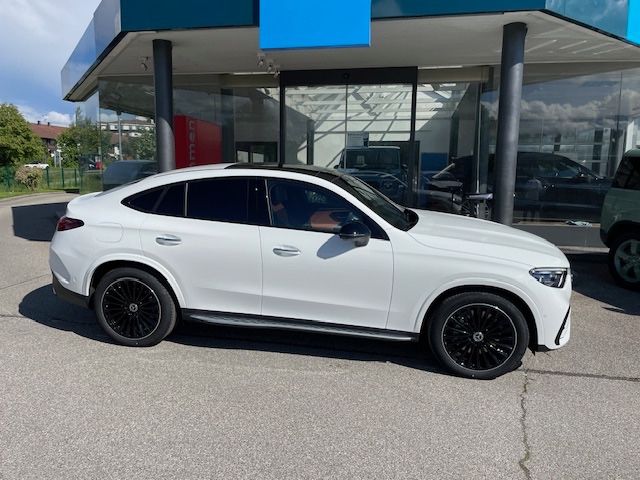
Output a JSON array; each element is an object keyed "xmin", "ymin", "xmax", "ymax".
[
  {"xmin": 86, "ymin": 257, "xmax": 185, "ymax": 309},
  {"xmin": 605, "ymin": 221, "xmax": 640, "ymax": 247},
  {"xmin": 418, "ymin": 285, "xmax": 539, "ymax": 349}
]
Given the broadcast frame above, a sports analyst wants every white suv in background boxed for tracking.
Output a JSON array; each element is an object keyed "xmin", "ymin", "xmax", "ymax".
[
  {"xmin": 50, "ymin": 164, "xmax": 572, "ymax": 379},
  {"xmin": 601, "ymin": 150, "xmax": 640, "ymax": 290}
]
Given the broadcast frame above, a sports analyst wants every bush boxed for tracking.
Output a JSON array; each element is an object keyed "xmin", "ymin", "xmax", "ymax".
[{"xmin": 14, "ymin": 165, "xmax": 43, "ymax": 190}]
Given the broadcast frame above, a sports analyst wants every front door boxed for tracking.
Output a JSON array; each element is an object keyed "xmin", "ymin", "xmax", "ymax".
[{"xmin": 259, "ymin": 177, "xmax": 393, "ymax": 329}]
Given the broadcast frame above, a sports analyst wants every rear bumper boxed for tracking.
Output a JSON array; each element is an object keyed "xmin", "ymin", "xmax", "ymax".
[{"xmin": 52, "ymin": 274, "xmax": 91, "ymax": 308}]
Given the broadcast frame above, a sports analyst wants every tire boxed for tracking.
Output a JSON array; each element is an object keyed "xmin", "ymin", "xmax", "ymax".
[
  {"xmin": 427, "ymin": 292, "xmax": 529, "ymax": 380},
  {"xmin": 94, "ymin": 267, "xmax": 177, "ymax": 347},
  {"xmin": 608, "ymin": 233, "xmax": 640, "ymax": 291}
]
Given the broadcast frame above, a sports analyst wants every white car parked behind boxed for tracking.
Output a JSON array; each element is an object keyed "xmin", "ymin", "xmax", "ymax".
[{"xmin": 50, "ymin": 164, "xmax": 571, "ymax": 379}]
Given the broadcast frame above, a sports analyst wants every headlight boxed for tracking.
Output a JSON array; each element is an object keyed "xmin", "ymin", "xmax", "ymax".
[{"xmin": 530, "ymin": 268, "xmax": 568, "ymax": 288}]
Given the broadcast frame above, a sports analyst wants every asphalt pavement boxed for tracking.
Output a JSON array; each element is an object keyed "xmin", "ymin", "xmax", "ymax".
[{"xmin": 0, "ymin": 193, "xmax": 638, "ymax": 480}]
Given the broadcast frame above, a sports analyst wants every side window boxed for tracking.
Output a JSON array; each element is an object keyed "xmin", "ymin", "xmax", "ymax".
[
  {"xmin": 155, "ymin": 183, "xmax": 185, "ymax": 217},
  {"xmin": 266, "ymin": 179, "xmax": 367, "ymax": 234},
  {"xmin": 614, "ymin": 156, "xmax": 640, "ymax": 190},
  {"xmin": 248, "ymin": 178, "xmax": 270, "ymax": 226},
  {"xmin": 628, "ymin": 158, "xmax": 640, "ymax": 190},
  {"xmin": 125, "ymin": 188, "xmax": 163, "ymax": 213},
  {"xmin": 187, "ymin": 177, "xmax": 249, "ymax": 223}
]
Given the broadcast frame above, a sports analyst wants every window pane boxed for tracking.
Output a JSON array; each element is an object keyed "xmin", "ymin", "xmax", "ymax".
[
  {"xmin": 248, "ymin": 178, "xmax": 270, "ymax": 226},
  {"xmin": 614, "ymin": 156, "xmax": 640, "ymax": 190},
  {"xmin": 627, "ymin": 158, "xmax": 640, "ymax": 190},
  {"xmin": 187, "ymin": 178, "xmax": 248, "ymax": 223},
  {"xmin": 156, "ymin": 184, "xmax": 185, "ymax": 217},
  {"xmin": 126, "ymin": 188, "xmax": 162, "ymax": 213},
  {"xmin": 267, "ymin": 179, "xmax": 362, "ymax": 233}
]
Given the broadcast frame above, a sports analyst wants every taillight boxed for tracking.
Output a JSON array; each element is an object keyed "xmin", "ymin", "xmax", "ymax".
[{"xmin": 56, "ymin": 216, "xmax": 84, "ymax": 231}]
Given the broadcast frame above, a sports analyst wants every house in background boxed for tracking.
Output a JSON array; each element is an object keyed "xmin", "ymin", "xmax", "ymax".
[{"xmin": 29, "ymin": 121, "xmax": 67, "ymax": 165}]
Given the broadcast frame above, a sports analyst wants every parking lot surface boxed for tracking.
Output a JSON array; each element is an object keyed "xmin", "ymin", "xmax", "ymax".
[{"xmin": 1, "ymin": 193, "xmax": 638, "ymax": 479}]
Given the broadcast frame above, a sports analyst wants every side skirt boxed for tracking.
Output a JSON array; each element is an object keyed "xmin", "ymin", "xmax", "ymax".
[{"xmin": 182, "ymin": 310, "xmax": 419, "ymax": 342}]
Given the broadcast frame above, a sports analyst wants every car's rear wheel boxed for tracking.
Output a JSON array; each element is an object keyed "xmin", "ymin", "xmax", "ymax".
[
  {"xmin": 608, "ymin": 233, "xmax": 640, "ymax": 291},
  {"xmin": 427, "ymin": 292, "xmax": 529, "ymax": 379},
  {"xmin": 95, "ymin": 268, "xmax": 177, "ymax": 347}
]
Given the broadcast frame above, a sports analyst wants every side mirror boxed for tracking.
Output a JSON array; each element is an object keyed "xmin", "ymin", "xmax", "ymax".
[
  {"xmin": 339, "ymin": 222, "xmax": 371, "ymax": 247},
  {"xmin": 576, "ymin": 172, "xmax": 589, "ymax": 183}
]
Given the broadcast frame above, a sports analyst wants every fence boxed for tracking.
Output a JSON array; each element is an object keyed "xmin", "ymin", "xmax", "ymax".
[{"xmin": 1, "ymin": 166, "xmax": 103, "ymax": 195}]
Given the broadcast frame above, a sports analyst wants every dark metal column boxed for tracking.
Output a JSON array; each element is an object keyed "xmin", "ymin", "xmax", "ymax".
[
  {"xmin": 306, "ymin": 119, "xmax": 315, "ymax": 165},
  {"xmin": 153, "ymin": 39, "xmax": 175, "ymax": 172},
  {"xmin": 279, "ymin": 78, "xmax": 286, "ymax": 166},
  {"xmin": 493, "ymin": 23, "xmax": 527, "ymax": 225},
  {"xmin": 220, "ymin": 88, "xmax": 236, "ymax": 163}
]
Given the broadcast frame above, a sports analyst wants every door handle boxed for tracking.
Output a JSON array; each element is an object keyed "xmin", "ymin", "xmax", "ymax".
[
  {"xmin": 273, "ymin": 245, "xmax": 301, "ymax": 257},
  {"xmin": 156, "ymin": 234, "xmax": 182, "ymax": 246}
]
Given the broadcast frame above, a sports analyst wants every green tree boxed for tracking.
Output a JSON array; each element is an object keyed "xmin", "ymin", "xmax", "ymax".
[
  {"xmin": 0, "ymin": 103, "xmax": 46, "ymax": 167},
  {"xmin": 128, "ymin": 128, "xmax": 156, "ymax": 160},
  {"xmin": 58, "ymin": 113, "xmax": 111, "ymax": 168}
]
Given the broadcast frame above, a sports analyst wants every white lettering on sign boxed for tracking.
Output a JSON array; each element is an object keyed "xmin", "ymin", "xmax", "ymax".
[{"xmin": 188, "ymin": 120, "xmax": 197, "ymax": 166}]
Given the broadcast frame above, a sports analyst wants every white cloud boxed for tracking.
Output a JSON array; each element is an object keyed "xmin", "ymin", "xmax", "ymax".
[
  {"xmin": 0, "ymin": 0, "xmax": 100, "ymax": 116},
  {"xmin": 17, "ymin": 104, "xmax": 73, "ymax": 126},
  {"xmin": 0, "ymin": 0, "xmax": 100, "ymax": 89},
  {"xmin": 45, "ymin": 111, "xmax": 74, "ymax": 126}
]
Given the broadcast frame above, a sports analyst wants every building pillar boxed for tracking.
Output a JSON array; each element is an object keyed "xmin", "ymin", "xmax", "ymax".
[
  {"xmin": 493, "ymin": 23, "xmax": 527, "ymax": 225},
  {"xmin": 306, "ymin": 119, "xmax": 315, "ymax": 165},
  {"xmin": 220, "ymin": 88, "xmax": 236, "ymax": 163},
  {"xmin": 153, "ymin": 39, "xmax": 175, "ymax": 172}
]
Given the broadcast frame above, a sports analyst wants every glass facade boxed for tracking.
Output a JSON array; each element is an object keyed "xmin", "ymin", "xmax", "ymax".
[
  {"xmin": 70, "ymin": 64, "xmax": 640, "ymax": 245},
  {"xmin": 79, "ymin": 77, "xmax": 282, "ymax": 191},
  {"xmin": 478, "ymin": 68, "xmax": 640, "ymax": 224}
]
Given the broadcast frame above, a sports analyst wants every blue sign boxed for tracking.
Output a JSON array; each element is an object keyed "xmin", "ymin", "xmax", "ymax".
[
  {"xmin": 629, "ymin": 0, "xmax": 640, "ymax": 44},
  {"xmin": 260, "ymin": 0, "xmax": 371, "ymax": 50}
]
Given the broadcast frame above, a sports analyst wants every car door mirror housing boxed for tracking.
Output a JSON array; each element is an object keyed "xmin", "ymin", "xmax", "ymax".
[{"xmin": 339, "ymin": 222, "xmax": 371, "ymax": 247}]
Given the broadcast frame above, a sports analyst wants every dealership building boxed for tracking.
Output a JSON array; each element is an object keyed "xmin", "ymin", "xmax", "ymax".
[{"xmin": 63, "ymin": 0, "xmax": 640, "ymax": 245}]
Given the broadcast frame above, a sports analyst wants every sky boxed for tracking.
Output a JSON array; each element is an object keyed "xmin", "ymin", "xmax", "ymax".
[{"xmin": 0, "ymin": 0, "xmax": 101, "ymax": 126}]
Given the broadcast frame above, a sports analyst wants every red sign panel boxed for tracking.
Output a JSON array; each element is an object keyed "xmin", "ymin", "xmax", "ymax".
[{"xmin": 174, "ymin": 115, "xmax": 222, "ymax": 169}]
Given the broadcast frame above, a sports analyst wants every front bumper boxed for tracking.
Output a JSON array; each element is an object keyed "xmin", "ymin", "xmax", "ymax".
[{"xmin": 52, "ymin": 274, "xmax": 91, "ymax": 308}]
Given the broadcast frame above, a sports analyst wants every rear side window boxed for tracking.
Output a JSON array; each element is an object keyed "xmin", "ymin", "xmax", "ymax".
[
  {"xmin": 124, "ymin": 183, "xmax": 185, "ymax": 217},
  {"xmin": 187, "ymin": 178, "xmax": 249, "ymax": 223},
  {"xmin": 614, "ymin": 156, "xmax": 640, "ymax": 190},
  {"xmin": 126, "ymin": 188, "xmax": 163, "ymax": 213},
  {"xmin": 156, "ymin": 184, "xmax": 185, "ymax": 216}
]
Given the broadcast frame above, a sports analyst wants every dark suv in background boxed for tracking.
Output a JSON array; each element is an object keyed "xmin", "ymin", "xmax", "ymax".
[
  {"xmin": 451, "ymin": 152, "xmax": 611, "ymax": 222},
  {"xmin": 336, "ymin": 147, "xmax": 464, "ymax": 212},
  {"xmin": 337, "ymin": 146, "xmax": 408, "ymax": 202}
]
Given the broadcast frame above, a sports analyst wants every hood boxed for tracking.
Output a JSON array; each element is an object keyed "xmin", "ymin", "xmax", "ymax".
[{"xmin": 408, "ymin": 210, "xmax": 569, "ymax": 268}]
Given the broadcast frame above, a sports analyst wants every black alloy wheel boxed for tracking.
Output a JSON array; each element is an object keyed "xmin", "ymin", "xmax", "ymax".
[
  {"xmin": 95, "ymin": 267, "xmax": 177, "ymax": 347},
  {"xmin": 428, "ymin": 292, "xmax": 529, "ymax": 379},
  {"xmin": 101, "ymin": 278, "xmax": 162, "ymax": 339},
  {"xmin": 441, "ymin": 304, "xmax": 516, "ymax": 371}
]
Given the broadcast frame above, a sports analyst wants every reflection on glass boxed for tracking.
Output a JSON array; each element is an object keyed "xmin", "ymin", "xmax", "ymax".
[{"xmin": 479, "ymin": 67, "xmax": 640, "ymax": 223}]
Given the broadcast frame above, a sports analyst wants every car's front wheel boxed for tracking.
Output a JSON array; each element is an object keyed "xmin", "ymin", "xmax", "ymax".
[
  {"xmin": 608, "ymin": 233, "xmax": 640, "ymax": 291},
  {"xmin": 427, "ymin": 292, "xmax": 529, "ymax": 379},
  {"xmin": 94, "ymin": 267, "xmax": 177, "ymax": 347}
]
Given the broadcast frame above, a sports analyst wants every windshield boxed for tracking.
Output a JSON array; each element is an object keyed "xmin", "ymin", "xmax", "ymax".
[{"xmin": 333, "ymin": 174, "xmax": 417, "ymax": 231}]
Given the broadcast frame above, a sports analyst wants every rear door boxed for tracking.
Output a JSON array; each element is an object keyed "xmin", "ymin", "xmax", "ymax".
[{"xmin": 136, "ymin": 176, "xmax": 263, "ymax": 314}]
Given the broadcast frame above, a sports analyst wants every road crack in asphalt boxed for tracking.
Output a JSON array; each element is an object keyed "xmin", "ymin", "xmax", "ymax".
[
  {"xmin": 0, "ymin": 274, "xmax": 49, "ymax": 292},
  {"xmin": 527, "ymin": 368, "xmax": 639, "ymax": 384},
  {"xmin": 518, "ymin": 370, "xmax": 533, "ymax": 480}
]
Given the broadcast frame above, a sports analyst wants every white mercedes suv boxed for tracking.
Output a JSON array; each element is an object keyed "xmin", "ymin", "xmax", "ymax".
[{"xmin": 50, "ymin": 164, "xmax": 571, "ymax": 379}]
